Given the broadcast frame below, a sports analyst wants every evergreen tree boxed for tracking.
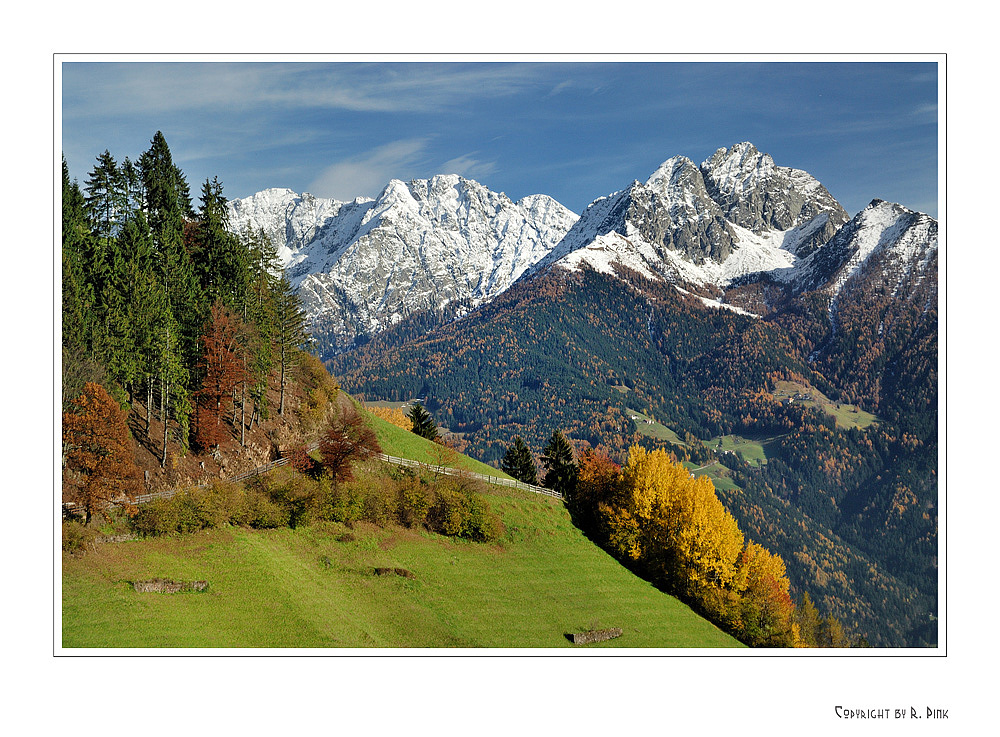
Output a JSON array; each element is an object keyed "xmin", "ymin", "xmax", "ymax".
[
  {"xmin": 245, "ymin": 227, "xmax": 282, "ymax": 317},
  {"xmin": 117, "ymin": 156, "xmax": 144, "ymax": 216},
  {"xmin": 272, "ymin": 274, "xmax": 309, "ymax": 415},
  {"xmin": 156, "ymin": 308, "xmax": 190, "ymax": 466},
  {"xmin": 62, "ymin": 157, "xmax": 97, "ymax": 357},
  {"xmin": 93, "ymin": 220, "xmax": 136, "ymax": 405},
  {"xmin": 407, "ymin": 401, "xmax": 438, "ymax": 441},
  {"xmin": 192, "ymin": 177, "xmax": 249, "ymax": 311},
  {"xmin": 140, "ymin": 131, "xmax": 203, "ymax": 362},
  {"xmin": 84, "ymin": 149, "xmax": 122, "ymax": 249},
  {"xmin": 139, "ymin": 131, "xmax": 193, "ymax": 229},
  {"xmin": 541, "ymin": 429, "xmax": 578, "ymax": 496},
  {"xmin": 243, "ymin": 228, "xmax": 282, "ymax": 426},
  {"xmin": 501, "ymin": 436, "xmax": 537, "ymax": 485},
  {"xmin": 118, "ymin": 209, "xmax": 165, "ymax": 428}
]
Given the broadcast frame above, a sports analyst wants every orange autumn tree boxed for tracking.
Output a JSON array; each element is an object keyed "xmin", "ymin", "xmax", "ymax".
[
  {"xmin": 732, "ymin": 542, "xmax": 798, "ymax": 647},
  {"xmin": 62, "ymin": 381, "xmax": 143, "ymax": 524},
  {"xmin": 572, "ymin": 447, "xmax": 623, "ymax": 532},
  {"xmin": 319, "ymin": 405, "xmax": 382, "ymax": 488},
  {"xmin": 193, "ymin": 304, "xmax": 248, "ymax": 450}
]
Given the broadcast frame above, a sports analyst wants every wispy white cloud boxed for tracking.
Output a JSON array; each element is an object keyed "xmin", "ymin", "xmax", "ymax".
[
  {"xmin": 62, "ymin": 61, "xmax": 560, "ymax": 119},
  {"xmin": 62, "ymin": 63, "xmax": 268, "ymax": 118},
  {"xmin": 307, "ymin": 138, "xmax": 430, "ymax": 200},
  {"xmin": 279, "ymin": 63, "xmax": 557, "ymax": 113},
  {"xmin": 438, "ymin": 153, "xmax": 498, "ymax": 182},
  {"xmin": 547, "ymin": 79, "xmax": 574, "ymax": 96}
]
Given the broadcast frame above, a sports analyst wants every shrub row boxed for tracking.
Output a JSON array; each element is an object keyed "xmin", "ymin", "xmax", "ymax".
[{"xmin": 127, "ymin": 464, "xmax": 504, "ymax": 543}]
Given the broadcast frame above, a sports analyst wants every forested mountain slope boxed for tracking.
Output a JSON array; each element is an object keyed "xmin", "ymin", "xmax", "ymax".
[{"xmin": 334, "ymin": 251, "xmax": 938, "ymax": 646}]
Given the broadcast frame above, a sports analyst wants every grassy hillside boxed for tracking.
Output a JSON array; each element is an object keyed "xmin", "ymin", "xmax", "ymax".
[
  {"xmin": 360, "ymin": 402, "xmax": 515, "ymax": 481},
  {"xmin": 771, "ymin": 380, "xmax": 878, "ymax": 430},
  {"xmin": 62, "ymin": 480, "xmax": 743, "ymax": 649}
]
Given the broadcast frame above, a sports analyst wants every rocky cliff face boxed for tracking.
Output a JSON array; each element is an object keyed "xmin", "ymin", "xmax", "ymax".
[
  {"xmin": 700, "ymin": 142, "xmax": 849, "ymax": 256},
  {"xmin": 530, "ymin": 143, "xmax": 857, "ymax": 298},
  {"xmin": 642, "ymin": 155, "xmax": 739, "ymax": 263}
]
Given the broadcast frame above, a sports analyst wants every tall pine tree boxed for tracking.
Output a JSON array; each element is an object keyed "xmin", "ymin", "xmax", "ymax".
[
  {"xmin": 541, "ymin": 430, "xmax": 578, "ymax": 496},
  {"xmin": 242, "ymin": 228, "xmax": 282, "ymax": 425},
  {"xmin": 501, "ymin": 436, "xmax": 538, "ymax": 485},
  {"xmin": 407, "ymin": 401, "xmax": 438, "ymax": 441},
  {"xmin": 84, "ymin": 150, "xmax": 122, "ymax": 250},
  {"xmin": 140, "ymin": 131, "xmax": 203, "ymax": 364},
  {"xmin": 192, "ymin": 177, "xmax": 249, "ymax": 311},
  {"xmin": 272, "ymin": 275, "xmax": 309, "ymax": 415},
  {"xmin": 62, "ymin": 156, "xmax": 97, "ymax": 357}
]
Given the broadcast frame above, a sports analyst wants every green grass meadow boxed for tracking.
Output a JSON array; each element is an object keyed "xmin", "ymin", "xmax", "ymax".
[
  {"xmin": 772, "ymin": 380, "xmax": 877, "ymax": 430},
  {"xmin": 626, "ymin": 408, "xmax": 687, "ymax": 446},
  {"xmin": 62, "ymin": 483, "xmax": 743, "ymax": 649},
  {"xmin": 360, "ymin": 401, "xmax": 515, "ymax": 480},
  {"xmin": 684, "ymin": 460, "xmax": 741, "ymax": 492},
  {"xmin": 708, "ymin": 434, "xmax": 769, "ymax": 466}
]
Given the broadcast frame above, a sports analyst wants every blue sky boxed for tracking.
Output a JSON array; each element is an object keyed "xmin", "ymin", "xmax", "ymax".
[{"xmin": 61, "ymin": 59, "xmax": 940, "ymax": 218}]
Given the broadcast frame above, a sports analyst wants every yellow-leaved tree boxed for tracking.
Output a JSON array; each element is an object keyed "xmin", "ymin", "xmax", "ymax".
[
  {"xmin": 366, "ymin": 404, "xmax": 411, "ymax": 431},
  {"xmin": 579, "ymin": 443, "xmax": 802, "ymax": 647},
  {"xmin": 732, "ymin": 541, "xmax": 797, "ymax": 647},
  {"xmin": 617, "ymin": 446, "xmax": 744, "ymax": 600}
]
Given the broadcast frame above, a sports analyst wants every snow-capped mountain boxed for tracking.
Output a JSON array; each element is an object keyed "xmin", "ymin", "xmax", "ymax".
[
  {"xmin": 700, "ymin": 141, "xmax": 847, "ymax": 256},
  {"xmin": 531, "ymin": 143, "xmax": 852, "ymax": 298},
  {"xmin": 791, "ymin": 198, "xmax": 938, "ymax": 300},
  {"xmin": 228, "ymin": 187, "xmax": 367, "ymax": 267},
  {"xmin": 230, "ymin": 142, "xmax": 936, "ymax": 355},
  {"xmin": 228, "ymin": 175, "xmax": 577, "ymax": 353}
]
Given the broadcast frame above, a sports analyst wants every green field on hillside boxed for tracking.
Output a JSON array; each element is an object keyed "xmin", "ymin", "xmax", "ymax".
[
  {"xmin": 684, "ymin": 460, "xmax": 741, "ymax": 492},
  {"xmin": 626, "ymin": 408, "xmax": 686, "ymax": 446},
  {"xmin": 361, "ymin": 406, "xmax": 514, "ymax": 480},
  {"xmin": 62, "ymin": 482, "xmax": 743, "ymax": 649},
  {"xmin": 772, "ymin": 380, "xmax": 878, "ymax": 430},
  {"xmin": 708, "ymin": 434, "xmax": 770, "ymax": 467}
]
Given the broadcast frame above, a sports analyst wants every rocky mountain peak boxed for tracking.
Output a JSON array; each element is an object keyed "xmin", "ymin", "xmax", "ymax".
[
  {"xmin": 792, "ymin": 198, "xmax": 937, "ymax": 298},
  {"xmin": 229, "ymin": 144, "xmax": 933, "ymax": 359},
  {"xmin": 700, "ymin": 142, "xmax": 848, "ymax": 250},
  {"xmin": 701, "ymin": 142, "xmax": 776, "ymax": 190}
]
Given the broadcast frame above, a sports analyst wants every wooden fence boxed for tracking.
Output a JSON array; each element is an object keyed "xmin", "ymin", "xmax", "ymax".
[{"xmin": 376, "ymin": 453, "xmax": 563, "ymax": 499}]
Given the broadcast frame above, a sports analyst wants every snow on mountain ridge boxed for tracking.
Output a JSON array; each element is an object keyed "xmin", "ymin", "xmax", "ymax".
[
  {"xmin": 537, "ymin": 143, "xmax": 854, "ymax": 297},
  {"xmin": 228, "ymin": 143, "xmax": 934, "ymax": 356},
  {"xmin": 227, "ymin": 187, "xmax": 373, "ymax": 270},
  {"xmin": 700, "ymin": 142, "xmax": 848, "ymax": 242},
  {"xmin": 792, "ymin": 199, "xmax": 938, "ymax": 299},
  {"xmin": 229, "ymin": 174, "xmax": 578, "ymax": 355}
]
